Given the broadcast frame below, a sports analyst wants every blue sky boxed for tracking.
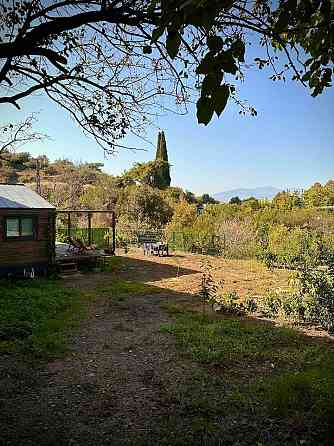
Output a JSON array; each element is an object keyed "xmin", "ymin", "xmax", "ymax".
[{"xmin": 2, "ymin": 61, "xmax": 333, "ymax": 195}]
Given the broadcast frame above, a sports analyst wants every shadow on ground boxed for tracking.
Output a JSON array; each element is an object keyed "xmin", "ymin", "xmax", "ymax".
[{"xmin": 118, "ymin": 255, "xmax": 201, "ymax": 282}]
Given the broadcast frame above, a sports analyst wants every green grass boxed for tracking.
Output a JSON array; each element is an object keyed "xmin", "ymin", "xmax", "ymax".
[
  {"xmin": 0, "ymin": 279, "xmax": 84, "ymax": 359},
  {"xmin": 0, "ymin": 277, "xmax": 165, "ymax": 358},
  {"xmin": 160, "ymin": 312, "xmax": 321, "ymax": 368},
  {"xmin": 95, "ymin": 280, "xmax": 166, "ymax": 301},
  {"xmin": 160, "ymin": 309, "xmax": 334, "ymax": 444},
  {"xmin": 99, "ymin": 255, "xmax": 123, "ymax": 272}
]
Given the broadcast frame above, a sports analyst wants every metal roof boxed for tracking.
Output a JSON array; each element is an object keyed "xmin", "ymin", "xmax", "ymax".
[{"xmin": 0, "ymin": 184, "xmax": 55, "ymax": 209}]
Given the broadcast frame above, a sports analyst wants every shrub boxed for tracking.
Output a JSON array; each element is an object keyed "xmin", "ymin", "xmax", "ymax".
[
  {"xmin": 292, "ymin": 265, "xmax": 334, "ymax": 332},
  {"xmin": 260, "ymin": 291, "xmax": 283, "ymax": 318},
  {"xmin": 216, "ymin": 291, "xmax": 245, "ymax": 315},
  {"xmin": 215, "ymin": 218, "xmax": 258, "ymax": 259},
  {"xmin": 259, "ymin": 261, "xmax": 334, "ymax": 332},
  {"xmin": 260, "ymin": 225, "xmax": 324, "ymax": 268},
  {"xmin": 207, "ymin": 278, "xmax": 245, "ymax": 315},
  {"xmin": 243, "ymin": 295, "xmax": 258, "ymax": 313}
]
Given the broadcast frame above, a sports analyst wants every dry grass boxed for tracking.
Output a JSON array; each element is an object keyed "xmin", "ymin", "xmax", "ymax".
[{"xmin": 120, "ymin": 248, "xmax": 290, "ymax": 299}]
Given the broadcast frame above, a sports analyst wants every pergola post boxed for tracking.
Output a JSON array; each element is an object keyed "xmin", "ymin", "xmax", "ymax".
[
  {"xmin": 112, "ymin": 211, "xmax": 116, "ymax": 255},
  {"xmin": 67, "ymin": 212, "xmax": 71, "ymax": 238},
  {"xmin": 88, "ymin": 212, "xmax": 92, "ymax": 246}
]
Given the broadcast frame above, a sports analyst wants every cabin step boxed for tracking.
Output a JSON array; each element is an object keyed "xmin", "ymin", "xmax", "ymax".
[{"xmin": 57, "ymin": 262, "xmax": 78, "ymax": 274}]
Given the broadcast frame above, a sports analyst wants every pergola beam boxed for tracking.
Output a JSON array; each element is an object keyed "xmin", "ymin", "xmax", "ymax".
[{"xmin": 56, "ymin": 209, "xmax": 115, "ymax": 213}]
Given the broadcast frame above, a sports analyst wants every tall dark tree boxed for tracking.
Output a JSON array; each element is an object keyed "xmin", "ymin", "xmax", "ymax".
[{"xmin": 155, "ymin": 130, "xmax": 171, "ymax": 188}]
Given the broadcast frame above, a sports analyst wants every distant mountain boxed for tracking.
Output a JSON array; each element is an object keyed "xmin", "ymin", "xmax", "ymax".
[{"xmin": 213, "ymin": 186, "xmax": 281, "ymax": 203}]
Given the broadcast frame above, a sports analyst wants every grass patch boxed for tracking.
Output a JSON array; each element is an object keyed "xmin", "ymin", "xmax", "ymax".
[
  {"xmin": 95, "ymin": 280, "xmax": 166, "ymax": 301},
  {"xmin": 0, "ymin": 279, "xmax": 85, "ymax": 359},
  {"xmin": 160, "ymin": 311, "xmax": 317, "ymax": 368},
  {"xmin": 99, "ymin": 255, "xmax": 123, "ymax": 272},
  {"xmin": 160, "ymin": 309, "xmax": 334, "ymax": 443},
  {"xmin": 257, "ymin": 363, "xmax": 334, "ymax": 418},
  {"xmin": 160, "ymin": 302, "xmax": 186, "ymax": 314}
]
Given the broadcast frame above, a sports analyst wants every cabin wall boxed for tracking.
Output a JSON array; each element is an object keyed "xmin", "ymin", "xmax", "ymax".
[{"xmin": 0, "ymin": 209, "xmax": 56, "ymax": 274}]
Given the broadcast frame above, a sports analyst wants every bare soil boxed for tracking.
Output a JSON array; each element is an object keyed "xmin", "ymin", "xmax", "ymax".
[{"xmin": 114, "ymin": 248, "xmax": 290, "ymax": 297}]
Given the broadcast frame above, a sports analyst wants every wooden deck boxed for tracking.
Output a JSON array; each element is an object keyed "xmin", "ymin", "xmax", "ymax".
[{"xmin": 55, "ymin": 242, "xmax": 105, "ymax": 263}]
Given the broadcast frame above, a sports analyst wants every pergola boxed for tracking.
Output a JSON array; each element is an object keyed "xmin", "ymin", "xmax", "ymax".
[{"xmin": 56, "ymin": 209, "xmax": 116, "ymax": 254}]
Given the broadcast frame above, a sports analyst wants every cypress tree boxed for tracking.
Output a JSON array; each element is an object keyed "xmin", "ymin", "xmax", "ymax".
[
  {"xmin": 156, "ymin": 131, "xmax": 162, "ymax": 159},
  {"xmin": 155, "ymin": 130, "xmax": 171, "ymax": 188}
]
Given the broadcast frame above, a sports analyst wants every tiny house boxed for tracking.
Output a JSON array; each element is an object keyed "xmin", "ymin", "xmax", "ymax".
[{"xmin": 0, "ymin": 184, "xmax": 56, "ymax": 276}]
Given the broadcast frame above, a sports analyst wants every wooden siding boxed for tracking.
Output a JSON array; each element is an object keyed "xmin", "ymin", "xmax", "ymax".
[{"xmin": 0, "ymin": 209, "xmax": 55, "ymax": 267}]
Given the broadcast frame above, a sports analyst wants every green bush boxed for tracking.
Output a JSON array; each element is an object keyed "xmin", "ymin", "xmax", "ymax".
[
  {"xmin": 243, "ymin": 295, "xmax": 258, "ymax": 313},
  {"xmin": 259, "ymin": 225, "xmax": 324, "ymax": 268},
  {"xmin": 260, "ymin": 290, "xmax": 283, "ymax": 318},
  {"xmin": 215, "ymin": 291, "xmax": 245, "ymax": 315},
  {"xmin": 259, "ymin": 261, "xmax": 334, "ymax": 332}
]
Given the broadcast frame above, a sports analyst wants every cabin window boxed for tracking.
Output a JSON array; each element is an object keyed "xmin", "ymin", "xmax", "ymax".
[{"xmin": 5, "ymin": 216, "xmax": 36, "ymax": 240}]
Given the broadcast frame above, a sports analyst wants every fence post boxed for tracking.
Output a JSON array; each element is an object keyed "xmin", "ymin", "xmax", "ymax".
[
  {"xmin": 67, "ymin": 212, "xmax": 71, "ymax": 238},
  {"xmin": 88, "ymin": 212, "xmax": 92, "ymax": 246},
  {"xmin": 111, "ymin": 212, "xmax": 116, "ymax": 255}
]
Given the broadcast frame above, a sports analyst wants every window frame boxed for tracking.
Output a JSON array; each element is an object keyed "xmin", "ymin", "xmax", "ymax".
[{"xmin": 4, "ymin": 215, "xmax": 37, "ymax": 241}]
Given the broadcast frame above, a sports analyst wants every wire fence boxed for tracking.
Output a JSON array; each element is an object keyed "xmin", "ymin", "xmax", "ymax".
[
  {"xmin": 56, "ymin": 227, "xmax": 111, "ymax": 249},
  {"xmin": 167, "ymin": 232, "xmax": 225, "ymax": 255},
  {"xmin": 56, "ymin": 226, "xmax": 226, "ymax": 256}
]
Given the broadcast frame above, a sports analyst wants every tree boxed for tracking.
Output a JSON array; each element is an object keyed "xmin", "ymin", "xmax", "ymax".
[
  {"xmin": 166, "ymin": 200, "xmax": 197, "ymax": 233},
  {"xmin": 242, "ymin": 197, "xmax": 260, "ymax": 210},
  {"xmin": 122, "ymin": 160, "xmax": 168, "ymax": 187},
  {"xmin": 154, "ymin": 130, "xmax": 171, "ymax": 188},
  {"xmin": 272, "ymin": 190, "xmax": 303, "ymax": 209},
  {"xmin": 80, "ymin": 174, "xmax": 120, "ymax": 209},
  {"xmin": 303, "ymin": 182, "xmax": 333, "ymax": 208},
  {"xmin": 0, "ymin": 1, "xmax": 333, "ymax": 152},
  {"xmin": 200, "ymin": 193, "xmax": 218, "ymax": 205},
  {"xmin": 117, "ymin": 184, "xmax": 173, "ymax": 229},
  {"xmin": 229, "ymin": 196, "xmax": 241, "ymax": 205},
  {"xmin": 184, "ymin": 190, "xmax": 198, "ymax": 204},
  {"xmin": 0, "ymin": 114, "xmax": 48, "ymax": 159}
]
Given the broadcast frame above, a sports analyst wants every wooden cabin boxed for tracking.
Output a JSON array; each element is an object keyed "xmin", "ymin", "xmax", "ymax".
[{"xmin": 0, "ymin": 184, "xmax": 56, "ymax": 276}]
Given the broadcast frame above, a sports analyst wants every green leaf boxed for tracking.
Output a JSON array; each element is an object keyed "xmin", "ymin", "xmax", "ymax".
[
  {"xmin": 196, "ymin": 53, "xmax": 214, "ymax": 75},
  {"xmin": 222, "ymin": 0, "xmax": 234, "ymax": 9},
  {"xmin": 216, "ymin": 51, "xmax": 238, "ymax": 74},
  {"xmin": 323, "ymin": 68, "xmax": 332, "ymax": 83},
  {"xmin": 275, "ymin": 9, "xmax": 290, "ymax": 34},
  {"xmin": 201, "ymin": 72, "xmax": 223, "ymax": 95},
  {"xmin": 302, "ymin": 71, "xmax": 311, "ymax": 82},
  {"xmin": 231, "ymin": 39, "xmax": 245, "ymax": 63},
  {"xmin": 207, "ymin": 35, "xmax": 224, "ymax": 53},
  {"xmin": 213, "ymin": 85, "xmax": 230, "ymax": 117},
  {"xmin": 166, "ymin": 31, "xmax": 181, "ymax": 59},
  {"xmin": 143, "ymin": 45, "xmax": 152, "ymax": 54},
  {"xmin": 197, "ymin": 96, "xmax": 215, "ymax": 125},
  {"xmin": 151, "ymin": 26, "xmax": 164, "ymax": 43},
  {"xmin": 147, "ymin": 0, "xmax": 157, "ymax": 15}
]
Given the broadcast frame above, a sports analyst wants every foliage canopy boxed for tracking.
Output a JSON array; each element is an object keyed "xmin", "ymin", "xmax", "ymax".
[{"xmin": 0, "ymin": 0, "xmax": 333, "ymax": 151}]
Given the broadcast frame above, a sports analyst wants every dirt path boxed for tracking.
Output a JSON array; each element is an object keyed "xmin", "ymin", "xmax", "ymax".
[{"xmin": 0, "ymin": 284, "xmax": 201, "ymax": 446}]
